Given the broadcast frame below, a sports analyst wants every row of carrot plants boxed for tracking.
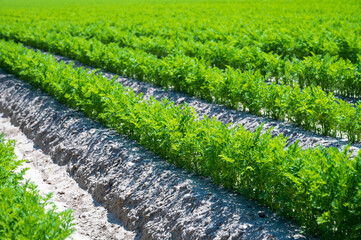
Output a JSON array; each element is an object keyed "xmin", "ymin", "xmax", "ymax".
[
  {"xmin": 1, "ymin": 28, "xmax": 361, "ymax": 142},
  {"xmin": 55, "ymin": 2, "xmax": 361, "ymax": 62},
  {"xmin": 0, "ymin": 133, "xmax": 75, "ymax": 239},
  {"xmin": 9, "ymin": 0, "xmax": 358, "ymax": 63},
  {"xmin": 1, "ymin": 39, "xmax": 361, "ymax": 239},
  {"xmin": 57, "ymin": 21, "xmax": 361, "ymax": 98},
  {"xmin": 2, "ymin": 20, "xmax": 361, "ymax": 99},
  {"xmin": 30, "ymin": 19, "xmax": 356, "ymax": 65}
]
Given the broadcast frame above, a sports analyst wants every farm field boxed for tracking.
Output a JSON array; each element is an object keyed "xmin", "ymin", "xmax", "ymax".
[{"xmin": 1, "ymin": 0, "xmax": 361, "ymax": 239}]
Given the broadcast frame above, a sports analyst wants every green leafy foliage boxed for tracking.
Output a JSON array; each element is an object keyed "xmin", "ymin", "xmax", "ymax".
[
  {"xmin": 2, "ymin": 0, "xmax": 361, "ymax": 98},
  {"xmin": 0, "ymin": 133, "xmax": 75, "ymax": 239}
]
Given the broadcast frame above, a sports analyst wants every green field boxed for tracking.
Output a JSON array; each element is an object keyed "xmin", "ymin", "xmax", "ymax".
[{"xmin": 1, "ymin": 0, "xmax": 361, "ymax": 238}]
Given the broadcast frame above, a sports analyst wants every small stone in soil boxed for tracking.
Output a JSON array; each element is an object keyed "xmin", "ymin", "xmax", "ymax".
[{"xmin": 258, "ymin": 211, "xmax": 266, "ymax": 218}]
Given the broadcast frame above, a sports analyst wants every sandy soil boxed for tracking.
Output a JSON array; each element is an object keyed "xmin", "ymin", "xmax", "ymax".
[{"xmin": 0, "ymin": 112, "xmax": 136, "ymax": 240}]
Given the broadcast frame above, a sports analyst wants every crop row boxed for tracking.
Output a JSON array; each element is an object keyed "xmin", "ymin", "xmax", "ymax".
[
  {"xmin": 1, "ymin": 39, "xmax": 361, "ymax": 238},
  {"xmin": 0, "ymin": 133, "xmax": 74, "ymax": 239},
  {"xmin": 1, "ymin": 27, "xmax": 361, "ymax": 142},
  {"xmin": 54, "ymin": 19, "xmax": 361, "ymax": 64},
  {"xmin": 2, "ymin": 0, "xmax": 360, "ymax": 63},
  {"xmin": 57, "ymin": 22, "xmax": 361, "ymax": 98},
  {"xmin": 2, "ymin": 19, "xmax": 361, "ymax": 100}
]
